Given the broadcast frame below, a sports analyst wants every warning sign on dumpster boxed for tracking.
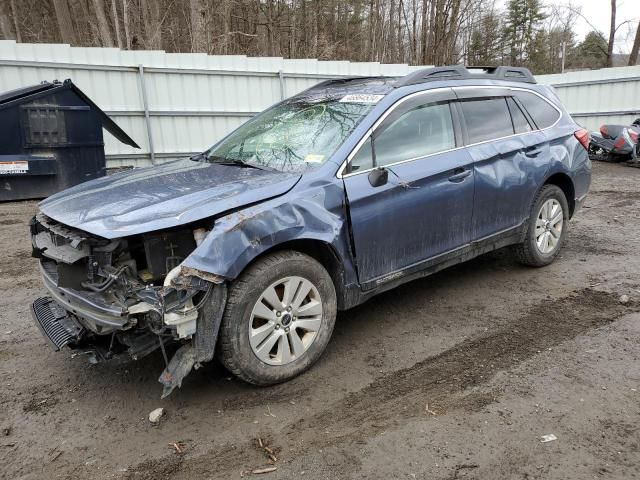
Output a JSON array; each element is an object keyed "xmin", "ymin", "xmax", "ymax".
[{"xmin": 0, "ymin": 161, "xmax": 28, "ymax": 174}]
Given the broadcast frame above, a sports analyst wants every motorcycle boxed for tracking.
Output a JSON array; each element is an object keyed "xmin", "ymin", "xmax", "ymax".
[{"xmin": 589, "ymin": 119, "xmax": 640, "ymax": 164}]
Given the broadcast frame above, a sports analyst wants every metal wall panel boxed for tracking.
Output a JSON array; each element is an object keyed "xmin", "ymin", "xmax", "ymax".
[
  {"xmin": 4, "ymin": 40, "xmax": 635, "ymax": 167},
  {"xmin": 538, "ymin": 66, "xmax": 640, "ymax": 130}
]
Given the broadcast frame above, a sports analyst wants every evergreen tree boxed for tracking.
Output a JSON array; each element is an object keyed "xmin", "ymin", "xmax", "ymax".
[
  {"xmin": 567, "ymin": 31, "xmax": 609, "ymax": 70},
  {"xmin": 502, "ymin": 0, "xmax": 546, "ymax": 66}
]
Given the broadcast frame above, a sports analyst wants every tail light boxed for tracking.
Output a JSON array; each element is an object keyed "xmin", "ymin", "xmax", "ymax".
[
  {"xmin": 628, "ymin": 128, "xmax": 639, "ymax": 144},
  {"xmin": 600, "ymin": 125, "xmax": 608, "ymax": 137},
  {"xmin": 614, "ymin": 136, "xmax": 625, "ymax": 149},
  {"xmin": 574, "ymin": 129, "xmax": 589, "ymax": 150}
]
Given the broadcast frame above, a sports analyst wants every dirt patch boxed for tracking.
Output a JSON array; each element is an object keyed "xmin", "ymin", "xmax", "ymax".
[
  {"xmin": 22, "ymin": 396, "xmax": 59, "ymax": 415},
  {"xmin": 304, "ymin": 290, "xmax": 631, "ymax": 432},
  {"xmin": 590, "ymin": 189, "xmax": 640, "ymax": 201},
  {"xmin": 0, "ymin": 218, "xmax": 23, "ymax": 225},
  {"xmin": 565, "ymin": 230, "xmax": 624, "ymax": 256},
  {"xmin": 125, "ymin": 456, "xmax": 183, "ymax": 480}
]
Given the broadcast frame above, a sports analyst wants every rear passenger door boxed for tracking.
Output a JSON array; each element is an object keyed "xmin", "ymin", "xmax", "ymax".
[{"xmin": 455, "ymin": 88, "xmax": 551, "ymax": 240}]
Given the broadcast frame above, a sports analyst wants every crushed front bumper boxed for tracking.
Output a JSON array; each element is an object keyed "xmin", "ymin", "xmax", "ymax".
[{"xmin": 39, "ymin": 261, "xmax": 129, "ymax": 333}]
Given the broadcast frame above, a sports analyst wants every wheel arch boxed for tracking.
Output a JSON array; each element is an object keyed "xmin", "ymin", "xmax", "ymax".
[
  {"xmin": 238, "ymin": 238, "xmax": 348, "ymax": 309},
  {"xmin": 544, "ymin": 172, "xmax": 575, "ymax": 217}
]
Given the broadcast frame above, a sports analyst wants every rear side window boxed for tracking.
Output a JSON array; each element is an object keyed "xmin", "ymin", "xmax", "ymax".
[
  {"xmin": 515, "ymin": 91, "xmax": 560, "ymax": 129},
  {"xmin": 460, "ymin": 97, "xmax": 514, "ymax": 144},
  {"xmin": 507, "ymin": 97, "xmax": 532, "ymax": 134}
]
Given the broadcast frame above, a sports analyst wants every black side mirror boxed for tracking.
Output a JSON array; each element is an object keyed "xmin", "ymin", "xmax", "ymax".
[{"xmin": 368, "ymin": 167, "xmax": 388, "ymax": 187}]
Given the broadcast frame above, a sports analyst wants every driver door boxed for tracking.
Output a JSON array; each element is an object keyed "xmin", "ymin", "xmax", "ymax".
[{"xmin": 342, "ymin": 90, "xmax": 475, "ymax": 288}]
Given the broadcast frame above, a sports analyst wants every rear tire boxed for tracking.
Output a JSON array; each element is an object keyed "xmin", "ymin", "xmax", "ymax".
[
  {"xmin": 219, "ymin": 250, "xmax": 337, "ymax": 385},
  {"xmin": 514, "ymin": 184, "xmax": 569, "ymax": 267}
]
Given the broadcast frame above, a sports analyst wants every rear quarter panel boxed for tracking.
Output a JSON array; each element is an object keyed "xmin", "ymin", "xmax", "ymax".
[
  {"xmin": 543, "ymin": 113, "xmax": 592, "ymax": 207},
  {"xmin": 531, "ymin": 84, "xmax": 591, "ymax": 209}
]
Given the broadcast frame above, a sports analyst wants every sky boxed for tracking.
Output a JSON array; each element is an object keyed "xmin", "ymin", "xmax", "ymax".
[
  {"xmin": 563, "ymin": 0, "xmax": 640, "ymax": 53},
  {"xmin": 499, "ymin": 0, "xmax": 640, "ymax": 53}
]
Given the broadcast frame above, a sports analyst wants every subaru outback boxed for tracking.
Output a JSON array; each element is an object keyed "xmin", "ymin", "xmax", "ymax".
[{"xmin": 30, "ymin": 66, "xmax": 591, "ymax": 396}]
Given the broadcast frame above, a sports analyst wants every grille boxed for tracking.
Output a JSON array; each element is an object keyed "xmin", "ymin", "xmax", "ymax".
[{"xmin": 31, "ymin": 297, "xmax": 83, "ymax": 351}]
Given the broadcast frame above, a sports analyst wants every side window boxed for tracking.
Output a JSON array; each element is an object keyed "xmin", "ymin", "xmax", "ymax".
[
  {"xmin": 515, "ymin": 91, "xmax": 560, "ymax": 129},
  {"xmin": 374, "ymin": 102, "xmax": 455, "ymax": 166},
  {"xmin": 507, "ymin": 97, "xmax": 532, "ymax": 134},
  {"xmin": 347, "ymin": 101, "xmax": 455, "ymax": 173},
  {"xmin": 459, "ymin": 97, "xmax": 514, "ymax": 144},
  {"xmin": 350, "ymin": 137, "xmax": 374, "ymax": 172}
]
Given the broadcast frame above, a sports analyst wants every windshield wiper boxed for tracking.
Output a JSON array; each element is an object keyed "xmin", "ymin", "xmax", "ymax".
[
  {"xmin": 194, "ymin": 153, "xmax": 276, "ymax": 172},
  {"xmin": 210, "ymin": 156, "xmax": 276, "ymax": 171},
  {"xmin": 189, "ymin": 152, "xmax": 207, "ymax": 161},
  {"xmin": 217, "ymin": 158, "xmax": 270, "ymax": 171}
]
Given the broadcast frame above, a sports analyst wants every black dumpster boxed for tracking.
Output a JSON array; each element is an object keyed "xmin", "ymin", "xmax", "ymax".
[{"xmin": 0, "ymin": 79, "xmax": 139, "ymax": 201}]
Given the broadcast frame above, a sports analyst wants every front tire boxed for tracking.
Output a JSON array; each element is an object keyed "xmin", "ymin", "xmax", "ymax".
[
  {"xmin": 514, "ymin": 184, "xmax": 569, "ymax": 267},
  {"xmin": 218, "ymin": 250, "xmax": 337, "ymax": 385}
]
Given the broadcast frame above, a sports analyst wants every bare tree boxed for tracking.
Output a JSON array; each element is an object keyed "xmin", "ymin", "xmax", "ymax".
[
  {"xmin": 52, "ymin": 0, "xmax": 78, "ymax": 44},
  {"xmin": 111, "ymin": 0, "xmax": 124, "ymax": 49},
  {"xmin": 190, "ymin": 0, "xmax": 207, "ymax": 53},
  {"xmin": 0, "ymin": 0, "xmax": 15, "ymax": 40},
  {"xmin": 122, "ymin": 0, "xmax": 131, "ymax": 49},
  {"xmin": 607, "ymin": 0, "xmax": 616, "ymax": 67},
  {"xmin": 141, "ymin": 0, "xmax": 162, "ymax": 49},
  {"xmin": 629, "ymin": 21, "xmax": 640, "ymax": 66},
  {"xmin": 92, "ymin": 0, "xmax": 115, "ymax": 47}
]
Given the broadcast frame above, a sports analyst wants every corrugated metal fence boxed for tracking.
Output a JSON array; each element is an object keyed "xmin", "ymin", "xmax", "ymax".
[
  {"xmin": 1, "ymin": 40, "xmax": 638, "ymax": 167},
  {"xmin": 538, "ymin": 67, "xmax": 640, "ymax": 131}
]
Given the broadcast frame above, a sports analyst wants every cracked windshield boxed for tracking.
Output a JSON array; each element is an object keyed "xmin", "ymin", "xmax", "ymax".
[{"xmin": 205, "ymin": 98, "xmax": 376, "ymax": 172}]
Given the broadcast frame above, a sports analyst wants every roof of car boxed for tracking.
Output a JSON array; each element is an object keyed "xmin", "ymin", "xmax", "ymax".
[
  {"xmin": 296, "ymin": 66, "xmax": 537, "ymax": 102},
  {"xmin": 292, "ymin": 76, "xmax": 398, "ymax": 103}
]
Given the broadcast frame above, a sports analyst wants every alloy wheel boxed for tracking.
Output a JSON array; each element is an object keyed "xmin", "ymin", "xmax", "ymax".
[
  {"xmin": 535, "ymin": 198, "xmax": 563, "ymax": 254},
  {"xmin": 249, "ymin": 276, "xmax": 323, "ymax": 365}
]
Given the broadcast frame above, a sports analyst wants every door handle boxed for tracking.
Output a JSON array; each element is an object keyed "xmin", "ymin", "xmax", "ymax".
[
  {"xmin": 448, "ymin": 168, "xmax": 471, "ymax": 183},
  {"xmin": 525, "ymin": 146, "xmax": 543, "ymax": 157}
]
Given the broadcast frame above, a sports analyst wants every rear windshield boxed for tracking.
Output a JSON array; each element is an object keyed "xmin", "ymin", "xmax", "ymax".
[{"xmin": 205, "ymin": 98, "xmax": 376, "ymax": 173}]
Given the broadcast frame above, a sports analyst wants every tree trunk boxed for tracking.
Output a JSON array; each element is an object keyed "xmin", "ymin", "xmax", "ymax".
[
  {"xmin": 368, "ymin": 0, "xmax": 374, "ymax": 60},
  {"xmin": 52, "ymin": 0, "xmax": 78, "ymax": 44},
  {"xmin": 397, "ymin": 0, "xmax": 403, "ymax": 63},
  {"xmin": 607, "ymin": 0, "xmax": 616, "ymax": 67},
  {"xmin": 10, "ymin": 0, "xmax": 21, "ymax": 42},
  {"xmin": 0, "ymin": 0, "xmax": 15, "ymax": 40},
  {"xmin": 111, "ymin": 0, "xmax": 123, "ymax": 49},
  {"xmin": 141, "ymin": 0, "xmax": 162, "ymax": 49},
  {"xmin": 122, "ymin": 0, "xmax": 130, "ymax": 49},
  {"xmin": 629, "ymin": 21, "xmax": 640, "ymax": 66},
  {"xmin": 190, "ymin": 0, "xmax": 207, "ymax": 53},
  {"xmin": 92, "ymin": 0, "xmax": 114, "ymax": 47}
]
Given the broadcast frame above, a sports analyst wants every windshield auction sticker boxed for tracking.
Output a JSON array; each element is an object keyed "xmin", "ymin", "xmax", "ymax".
[
  {"xmin": 304, "ymin": 154, "xmax": 325, "ymax": 163},
  {"xmin": 339, "ymin": 94, "xmax": 384, "ymax": 104},
  {"xmin": 0, "ymin": 161, "xmax": 28, "ymax": 174}
]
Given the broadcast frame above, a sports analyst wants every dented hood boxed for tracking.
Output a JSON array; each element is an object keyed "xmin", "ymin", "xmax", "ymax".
[{"xmin": 39, "ymin": 159, "xmax": 301, "ymax": 239}]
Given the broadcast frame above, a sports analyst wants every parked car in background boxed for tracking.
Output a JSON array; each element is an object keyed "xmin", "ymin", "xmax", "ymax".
[{"xmin": 30, "ymin": 66, "xmax": 591, "ymax": 397}]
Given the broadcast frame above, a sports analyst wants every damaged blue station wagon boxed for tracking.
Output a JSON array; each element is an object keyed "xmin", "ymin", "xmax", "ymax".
[{"xmin": 31, "ymin": 66, "xmax": 591, "ymax": 396}]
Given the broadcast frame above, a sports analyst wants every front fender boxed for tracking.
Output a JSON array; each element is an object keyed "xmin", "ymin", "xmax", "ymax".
[{"xmin": 181, "ymin": 183, "xmax": 351, "ymax": 281}]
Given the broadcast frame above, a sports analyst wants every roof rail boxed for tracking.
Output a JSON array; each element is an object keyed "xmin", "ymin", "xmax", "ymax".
[{"xmin": 396, "ymin": 65, "xmax": 536, "ymax": 87}]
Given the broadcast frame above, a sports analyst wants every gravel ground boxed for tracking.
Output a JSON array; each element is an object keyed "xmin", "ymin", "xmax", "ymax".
[{"xmin": 0, "ymin": 161, "xmax": 639, "ymax": 480}]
